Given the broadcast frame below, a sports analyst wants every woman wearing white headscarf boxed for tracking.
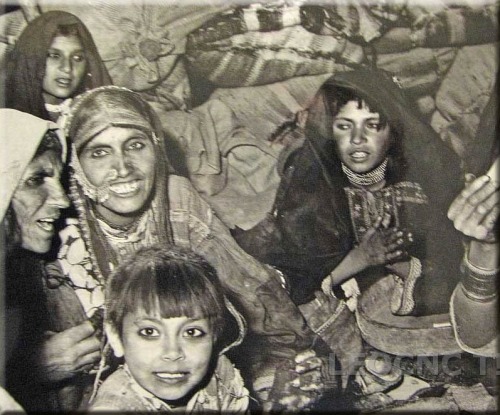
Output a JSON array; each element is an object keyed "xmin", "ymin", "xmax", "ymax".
[{"xmin": 1, "ymin": 109, "xmax": 100, "ymax": 412}]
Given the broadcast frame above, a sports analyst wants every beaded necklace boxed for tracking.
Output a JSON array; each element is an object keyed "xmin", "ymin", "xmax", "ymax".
[{"xmin": 342, "ymin": 158, "xmax": 388, "ymax": 187}]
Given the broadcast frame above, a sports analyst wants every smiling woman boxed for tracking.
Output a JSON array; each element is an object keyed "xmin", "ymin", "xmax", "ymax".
[
  {"xmin": 56, "ymin": 86, "xmax": 327, "ymax": 411},
  {"xmin": 77, "ymin": 127, "xmax": 156, "ymax": 226}
]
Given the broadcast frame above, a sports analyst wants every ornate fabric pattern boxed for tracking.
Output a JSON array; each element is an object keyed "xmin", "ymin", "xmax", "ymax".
[
  {"xmin": 344, "ymin": 181, "xmax": 428, "ymax": 244},
  {"xmin": 58, "ymin": 219, "xmax": 104, "ymax": 317}
]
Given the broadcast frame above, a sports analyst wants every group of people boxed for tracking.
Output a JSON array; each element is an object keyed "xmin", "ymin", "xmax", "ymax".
[{"xmin": 1, "ymin": 9, "xmax": 498, "ymax": 414}]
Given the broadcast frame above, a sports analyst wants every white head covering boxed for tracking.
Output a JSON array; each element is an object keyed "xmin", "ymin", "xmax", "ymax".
[{"xmin": 0, "ymin": 109, "xmax": 64, "ymax": 221}]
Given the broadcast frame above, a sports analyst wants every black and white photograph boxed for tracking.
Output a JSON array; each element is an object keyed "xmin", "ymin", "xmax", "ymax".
[{"xmin": 0, "ymin": 0, "xmax": 498, "ymax": 413}]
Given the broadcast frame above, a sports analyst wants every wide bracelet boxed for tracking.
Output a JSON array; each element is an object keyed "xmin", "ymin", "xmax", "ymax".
[
  {"xmin": 461, "ymin": 255, "xmax": 498, "ymax": 302},
  {"xmin": 463, "ymin": 252, "xmax": 499, "ymax": 276}
]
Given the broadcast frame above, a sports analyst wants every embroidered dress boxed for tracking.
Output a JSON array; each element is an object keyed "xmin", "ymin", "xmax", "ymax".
[
  {"xmin": 344, "ymin": 181, "xmax": 428, "ymax": 244},
  {"xmin": 233, "ymin": 69, "xmax": 465, "ymax": 377},
  {"xmin": 235, "ymin": 68, "xmax": 464, "ymax": 314}
]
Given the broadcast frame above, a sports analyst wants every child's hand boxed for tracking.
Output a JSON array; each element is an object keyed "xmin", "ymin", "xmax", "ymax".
[{"xmin": 37, "ymin": 321, "xmax": 101, "ymax": 383}]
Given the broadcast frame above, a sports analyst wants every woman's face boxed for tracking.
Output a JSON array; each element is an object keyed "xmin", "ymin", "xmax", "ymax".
[
  {"xmin": 42, "ymin": 34, "xmax": 87, "ymax": 105},
  {"xmin": 332, "ymin": 100, "xmax": 391, "ymax": 174},
  {"xmin": 11, "ymin": 150, "xmax": 69, "ymax": 253},
  {"xmin": 78, "ymin": 127, "xmax": 156, "ymax": 226}
]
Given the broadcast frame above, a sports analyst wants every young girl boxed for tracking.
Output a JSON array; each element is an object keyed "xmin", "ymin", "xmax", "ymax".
[
  {"xmin": 237, "ymin": 68, "xmax": 464, "ymax": 315},
  {"xmin": 234, "ymin": 68, "xmax": 466, "ymax": 390},
  {"xmin": 56, "ymin": 86, "xmax": 325, "ymax": 411},
  {"xmin": 6, "ymin": 10, "xmax": 111, "ymax": 122},
  {"xmin": 90, "ymin": 244, "xmax": 249, "ymax": 412}
]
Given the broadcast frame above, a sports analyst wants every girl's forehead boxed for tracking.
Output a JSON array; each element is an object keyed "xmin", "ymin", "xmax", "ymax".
[
  {"xmin": 127, "ymin": 309, "xmax": 211, "ymax": 325},
  {"xmin": 336, "ymin": 100, "xmax": 380, "ymax": 118},
  {"xmin": 49, "ymin": 34, "xmax": 83, "ymax": 49}
]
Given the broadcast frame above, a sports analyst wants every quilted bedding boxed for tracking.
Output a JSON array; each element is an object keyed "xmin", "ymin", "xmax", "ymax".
[{"xmin": 0, "ymin": 0, "xmax": 497, "ymax": 228}]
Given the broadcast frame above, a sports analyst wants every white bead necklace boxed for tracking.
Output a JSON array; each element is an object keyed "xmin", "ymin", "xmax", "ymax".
[{"xmin": 342, "ymin": 158, "xmax": 388, "ymax": 187}]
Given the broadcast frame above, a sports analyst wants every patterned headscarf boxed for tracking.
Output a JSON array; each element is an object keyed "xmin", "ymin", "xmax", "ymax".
[
  {"xmin": 65, "ymin": 86, "xmax": 175, "ymax": 281},
  {"xmin": 6, "ymin": 10, "xmax": 111, "ymax": 120}
]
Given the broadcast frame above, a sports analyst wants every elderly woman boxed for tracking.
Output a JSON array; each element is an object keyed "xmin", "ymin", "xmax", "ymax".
[
  {"xmin": 1, "ymin": 109, "xmax": 100, "ymax": 412},
  {"xmin": 6, "ymin": 10, "xmax": 111, "ymax": 122},
  {"xmin": 234, "ymin": 68, "xmax": 466, "ymax": 388},
  {"xmin": 56, "ymin": 86, "xmax": 327, "ymax": 411}
]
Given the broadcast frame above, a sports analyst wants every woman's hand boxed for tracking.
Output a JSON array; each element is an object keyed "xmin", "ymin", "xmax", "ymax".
[
  {"xmin": 37, "ymin": 321, "xmax": 101, "ymax": 383},
  {"xmin": 355, "ymin": 216, "xmax": 412, "ymax": 268},
  {"xmin": 321, "ymin": 215, "xmax": 413, "ymax": 290},
  {"xmin": 447, "ymin": 174, "xmax": 499, "ymax": 243}
]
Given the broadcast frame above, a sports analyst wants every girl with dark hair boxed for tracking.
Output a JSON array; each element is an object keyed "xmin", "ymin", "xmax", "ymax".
[
  {"xmin": 55, "ymin": 86, "xmax": 328, "ymax": 411},
  {"xmin": 91, "ymin": 244, "xmax": 250, "ymax": 412},
  {"xmin": 234, "ymin": 68, "xmax": 466, "ymax": 389},
  {"xmin": 238, "ymin": 68, "xmax": 464, "ymax": 313},
  {"xmin": 5, "ymin": 10, "xmax": 111, "ymax": 122}
]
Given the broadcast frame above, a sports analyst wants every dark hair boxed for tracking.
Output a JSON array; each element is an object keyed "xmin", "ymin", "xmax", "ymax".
[
  {"xmin": 106, "ymin": 245, "xmax": 226, "ymax": 340},
  {"xmin": 5, "ymin": 130, "xmax": 64, "ymax": 253},
  {"xmin": 54, "ymin": 23, "xmax": 80, "ymax": 37},
  {"xmin": 6, "ymin": 11, "xmax": 111, "ymax": 120},
  {"xmin": 323, "ymin": 84, "xmax": 406, "ymax": 183}
]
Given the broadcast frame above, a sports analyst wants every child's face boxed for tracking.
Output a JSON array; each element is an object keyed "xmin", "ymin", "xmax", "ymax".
[{"xmin": 109, "ymin": 311, "xmax": 215, "ymax": 402}]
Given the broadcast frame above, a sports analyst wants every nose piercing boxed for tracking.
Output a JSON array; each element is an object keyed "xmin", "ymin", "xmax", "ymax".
[{"xmin": 107, "ymin": 169, "xmax": 118, "ymax": 180}]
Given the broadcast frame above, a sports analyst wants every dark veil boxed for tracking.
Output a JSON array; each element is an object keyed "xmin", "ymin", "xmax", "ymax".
[
  {"xmin": 235, "ymin": 68, "xmax": 464, "ymax": 308},
  {"xmin": 6, "ymin": 10, "xmax": 111, "ymax": 120}
]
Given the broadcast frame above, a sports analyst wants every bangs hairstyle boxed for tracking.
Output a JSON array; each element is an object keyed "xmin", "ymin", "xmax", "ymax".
[
  {"xmin": 106, "ymin": 245, "xmax": 226, "ymax": 339},
  {"xmin": 324, "ymin": 84, "xmax": 389, "ymax": 128},
  {"xmin": 323, "ymin": 83, "xmax": 406, "ymax": 182}
]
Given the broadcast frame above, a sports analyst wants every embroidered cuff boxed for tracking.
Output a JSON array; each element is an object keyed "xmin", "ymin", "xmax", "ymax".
[{"xmin": 390, "ymin": 257, "xmax": 422, "ymax": 315}]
